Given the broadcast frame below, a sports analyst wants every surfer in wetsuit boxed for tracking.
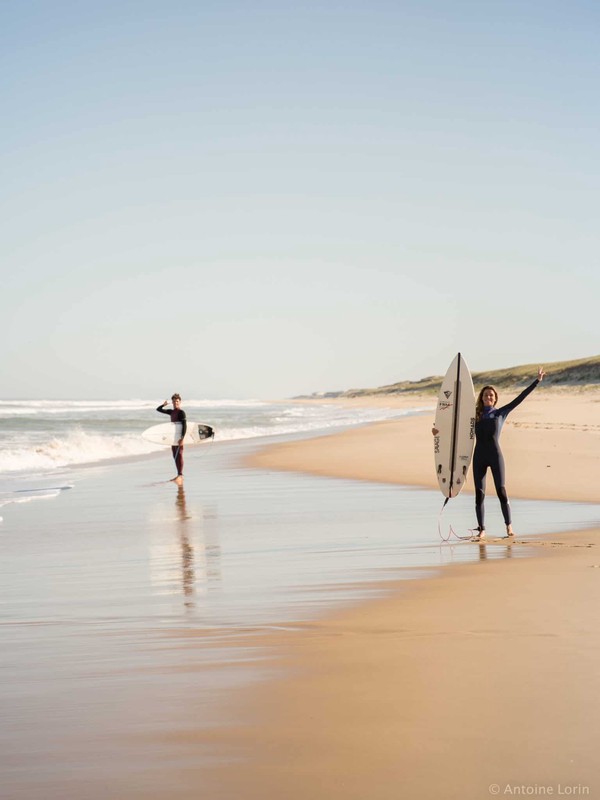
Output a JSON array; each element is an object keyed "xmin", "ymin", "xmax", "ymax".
[
  {"xmin": 157, "ymin": 393, "xmax": 187, "ymax": 484},
  {"xmin": 471, "ymin": 367, "xmax": 545, "ymax": 539},
  {"xmin": 432, "ymin": 367, "xmax": 545, "ymax": 539}
]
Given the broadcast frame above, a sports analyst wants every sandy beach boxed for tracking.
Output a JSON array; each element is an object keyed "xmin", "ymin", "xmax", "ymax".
[
  {"xmin": 208, "ymin": 387, "xmax": 600, "ymax": 799},
  {"xmin": 2, "ymin": 389, "xmax": 600, "ymax": 799},
  {"xmin": 249, "ymin": 388, "xmax": 600, "ymax": 503},
  {"xmin": 208, "ymin": 527, "xmax": 600, "ymax": 799}
]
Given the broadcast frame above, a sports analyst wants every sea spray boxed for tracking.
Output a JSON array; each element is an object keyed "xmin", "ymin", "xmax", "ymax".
[{"xmin": 0, "ymin": 398, "xmax": 425, "ymax": 477}]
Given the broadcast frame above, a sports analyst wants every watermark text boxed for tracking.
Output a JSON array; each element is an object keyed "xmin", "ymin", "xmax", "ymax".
[{"xmin": 489, "ymin": 785, "xmax": 590, "ymax": 796}]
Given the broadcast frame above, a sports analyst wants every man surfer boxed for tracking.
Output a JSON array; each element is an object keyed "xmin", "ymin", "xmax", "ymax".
[{"xmin": 156, "ymin": 393, "xmax": 187, "ymax": 484}]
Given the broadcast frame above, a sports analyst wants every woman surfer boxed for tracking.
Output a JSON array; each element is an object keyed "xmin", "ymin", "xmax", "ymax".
[{"xmin": 433, "ymin": 367, "xmax": 545, "ymax": 539}]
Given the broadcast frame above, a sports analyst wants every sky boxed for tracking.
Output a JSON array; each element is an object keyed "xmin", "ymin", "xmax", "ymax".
[{"xmin": 2, "ymin": 0, "xmax": 599, "ymax": 399}]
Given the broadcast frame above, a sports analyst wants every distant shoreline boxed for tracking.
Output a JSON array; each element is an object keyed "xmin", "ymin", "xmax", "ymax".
[
  {"xmin": 253, "ymin": 386, "xmax": 600, "ymax": 504},
  {"xmin": 296, "ymin": 353, "xmax": 600, "ymax": 400}
]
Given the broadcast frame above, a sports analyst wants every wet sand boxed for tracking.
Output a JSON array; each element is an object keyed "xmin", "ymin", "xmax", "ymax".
[
  {"xmin": 4, "ymin": 433, "xmax": 547, "ymax": 800},
  {"xmin": 208, "ymin": 387, "xmax": 600, "ymax": 798},
  {"xmin": 208, "ymin": 527, "xmax": 600, "ymax": 799},
  {"xmin": 2, "ymin": 389, "xmax": 599, "ymax": 799}
]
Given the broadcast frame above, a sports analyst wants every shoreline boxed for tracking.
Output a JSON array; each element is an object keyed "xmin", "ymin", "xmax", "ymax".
[
  {"xmin": 203, "ymin": 387, "xmax": 600, "ymax": 798},
  {"xmin": 248, "ymin": 388, "xmax": 600, "ymax": 503},
  {"xmin": 4, "ymin": 389, "xmax": 600, "ymax": 798}
]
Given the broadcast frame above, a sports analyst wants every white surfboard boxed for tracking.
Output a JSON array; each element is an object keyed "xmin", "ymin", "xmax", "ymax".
[
  {"xmin": 141, "ymin": 422, "xmax": 214, "ymax": 447},
  {"xmin": 433, "ymin": 353, "xmax": 476, "ymax": 498}
]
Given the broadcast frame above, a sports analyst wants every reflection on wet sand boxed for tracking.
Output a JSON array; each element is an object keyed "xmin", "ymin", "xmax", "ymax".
[
  {"xmin": 175, "ymin": 485, "xmax": 195, "ymax": 607},
  {"xmin": 438, "ymin": 536, "xmax": 518, "ymax": 566},
  {"xmin": 148, "ymin": 485, "xmax": 222, "ymax": 611},
  {"xmin": 476, "ymin": 538, "xmax": 514, "ymax": 561}
]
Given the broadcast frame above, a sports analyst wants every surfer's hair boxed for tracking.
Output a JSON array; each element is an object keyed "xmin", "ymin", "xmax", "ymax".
[
  {"xmin": 476, "ymin": 385, "xmax": 498, "ymax": 421},
  {"xmin": 171, "ymin": 393, "xmax": 181, "ymax": 401}
]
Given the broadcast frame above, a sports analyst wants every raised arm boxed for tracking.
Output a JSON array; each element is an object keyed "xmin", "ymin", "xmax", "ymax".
[{"xmin": 497, "ymin": 367, "xmax": 545, "ymax": 417}]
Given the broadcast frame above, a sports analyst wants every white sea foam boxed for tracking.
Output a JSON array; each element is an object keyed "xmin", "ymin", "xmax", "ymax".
[
  {"xmin": 0, "ymin": 400, "xmax": 153, "ymax": 416},
  {"xmin": 0, "ymin": 485, "xmax": 74, "ymax": 510},
  {"xmin": 0, "ymin": 398, "xmax": 266, "ymax": 416},
  {"xmin": 0, "ymin": 488, "xmax": 61, "ymax": 508},
  {"xmin": 0, "ymin": 399, "xmax": 425, "ymax": 477},
  {"xmin": 0, "ymin": 430, "xmax": 161, "ymax": 474},
  {"xmin": 212, "ymin": 409, "xmax": 416, "ymax": 442}
]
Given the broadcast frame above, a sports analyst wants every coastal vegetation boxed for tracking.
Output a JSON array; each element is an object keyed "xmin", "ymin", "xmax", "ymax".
[{"xmin": 310, "ymin": 354, "xmax": 600, "ymax": 399}]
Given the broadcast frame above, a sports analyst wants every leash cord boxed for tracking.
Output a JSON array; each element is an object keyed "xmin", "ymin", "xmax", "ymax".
[{"xmin": 437, "ymin": 497, "xmax": 475, "ymax": 542}]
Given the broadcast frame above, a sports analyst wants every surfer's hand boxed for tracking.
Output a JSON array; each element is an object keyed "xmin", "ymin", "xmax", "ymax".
[
  {"xmin": 537, "ymin": 368, "xmax": 545, "ymax": 381},
  {"xmin": 178, "ymin": 439, "xmax": 184, "ymax": 447},
  {"xmin": 432, "ymin": 427, "xmax": 439, "ymax": 436}
]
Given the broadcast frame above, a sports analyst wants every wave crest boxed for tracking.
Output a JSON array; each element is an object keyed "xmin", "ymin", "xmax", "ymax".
[{"xmin": 0, "ymin": 429, "xmax": 160, "ymax": 474}]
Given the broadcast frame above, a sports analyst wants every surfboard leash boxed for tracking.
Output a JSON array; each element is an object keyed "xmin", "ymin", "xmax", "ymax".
[{"xmin": 437, "ymin": 497, "xmax": 474, "ymax": 542}]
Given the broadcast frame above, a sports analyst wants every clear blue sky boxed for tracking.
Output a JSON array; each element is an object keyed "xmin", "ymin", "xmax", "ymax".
[{"xmin": 2, "ymin": 0, "xmax": 599, "ymax": 399}]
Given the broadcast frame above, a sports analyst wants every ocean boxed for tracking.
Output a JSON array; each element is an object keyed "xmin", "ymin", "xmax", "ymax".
[{"xmin": 0, "ymin": 398, "xmax": 418, "ymax": 509}]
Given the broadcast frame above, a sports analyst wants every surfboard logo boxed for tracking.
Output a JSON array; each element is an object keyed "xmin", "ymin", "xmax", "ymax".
[
  {"xmin": 438, "ymin": 401, "xmax": 453, "ymax": 411},
  {"xmin": 444, "ymin": 391, "xmax": 452, "ymax": 399}
]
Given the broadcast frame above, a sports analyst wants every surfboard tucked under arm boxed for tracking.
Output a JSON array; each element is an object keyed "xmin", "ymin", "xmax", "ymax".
[
  {"xmin": 433, "ymin": 353, "xmax": 476, "ymax": 498},
  {"xmin": 141, "ymin": 422, "xmax": 215, "ymax": 446}
]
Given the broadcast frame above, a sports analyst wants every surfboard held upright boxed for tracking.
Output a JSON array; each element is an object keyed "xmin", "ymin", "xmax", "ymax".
[{"xmin": 433, "ymin": 353, "xmax": 476, "ymax": 498}]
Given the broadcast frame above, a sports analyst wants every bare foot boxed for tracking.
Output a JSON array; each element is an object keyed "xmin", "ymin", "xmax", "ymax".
[{"xmin": 506, "ymin": 525, "xmax": 514, "ymax": 537}]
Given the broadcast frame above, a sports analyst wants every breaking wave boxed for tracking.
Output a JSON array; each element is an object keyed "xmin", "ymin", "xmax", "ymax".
[
  {"xmin": 0, "ymin": 430, "xmax": 160, "ymax": 474},
  {"xmin": 0, "ymin": 399, "xmax": 424, "ymax": 477}
]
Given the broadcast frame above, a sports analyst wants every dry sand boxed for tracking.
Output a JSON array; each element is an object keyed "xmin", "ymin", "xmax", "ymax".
[
  {"xmin": 208, "ymin": 388, "xmax": 600, "ymax": 798},
  {"xmin": 250, "ymin": 388, "xmax": 600, "ymax": 503}
]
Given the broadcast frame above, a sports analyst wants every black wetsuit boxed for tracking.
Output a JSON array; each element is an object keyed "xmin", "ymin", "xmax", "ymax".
[
  {"xmin": 473, "ymin": 379, "xmax": 539, "ymax": 530},
  {"xmin": 156, "ymin": 404, "xmax": 187, "ymax": 476}
]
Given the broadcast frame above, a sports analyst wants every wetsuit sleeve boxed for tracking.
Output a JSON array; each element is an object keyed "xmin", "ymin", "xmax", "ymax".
[
  {"xmin": 497, "ymin": 380, "xmax": 540, "ymax": 418},
  {"xmin": 156, "ymin": 404, "xmax": 171, "ymax": 415},
  {"xmin": 179, "ymin": 410, "xmax": 187, "ymax": 439}
]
